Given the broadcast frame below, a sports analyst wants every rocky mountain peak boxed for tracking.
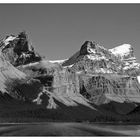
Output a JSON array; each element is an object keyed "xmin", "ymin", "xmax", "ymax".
[
  {"xmin": 0, "ymin": 31, "xmax": 42, "ymax": 66},
  {"xmin": 109, "ymin": 44, "xmax": 140, "ymax": 76},
  {"xmin": 79, "ymin": 41, "xmax": 96, "ymax": 55},
  {"xmin": 79, "ymin": 41, "xmax": 107, "ymax": 56}
]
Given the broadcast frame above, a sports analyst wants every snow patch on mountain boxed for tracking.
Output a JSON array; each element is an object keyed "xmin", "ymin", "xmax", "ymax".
[
  {"xmin": 3, "ymin": 36, "xmax": 17, "ymax": 46},
  {"xmin": 137, "ymin": 76, "xmax": 140, "ymax": 84},
  {"xmin": 109, "ymin": 44, "xmax": 134, "ymax": 60},
  {"xmin": 49, "ymin": 59, "xmax": 67, "ymax": 64}
]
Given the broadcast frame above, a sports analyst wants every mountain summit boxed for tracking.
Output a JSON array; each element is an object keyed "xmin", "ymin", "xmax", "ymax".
[{"xmin": 0, "ymin": 31, "xmax": 41, "ymax": 66}]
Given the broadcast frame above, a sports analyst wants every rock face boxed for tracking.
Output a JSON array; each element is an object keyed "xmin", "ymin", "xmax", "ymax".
[
  {"xmin": 21, "ymin": 61, "xmax": 93, "ymax": 109},
  {"xmin": 63, "ymin": 41, "xmax": 124, "ymax": 74},
  {"xmin": 61, "ymin": 41, "xmax": 140, "ymax": 113},
  {"xmin": 109, "ymin": 44, "xmax": 140, "ymax": 76},
  {"xmin": 0, "ymin": 32, "xmax": 43, "ymax": 101},
  {"xmin": 0, "ymin": 50, "xmax": 26, "ymax": 93},
  {"xmin": 79, "ymin": 74, "xmax": 140, "ymax": 104},
  {"xmin": 20, "ymin": 41, "xmax": 140, "ymax": 114},
  {"xmin": 0, "ymin": 31, "xmax": 41, "ymax": 66}
]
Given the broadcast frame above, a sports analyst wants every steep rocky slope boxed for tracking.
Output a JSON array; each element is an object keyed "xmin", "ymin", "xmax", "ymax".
[
  {"xmin": 0, "ymin": 31, "xmax": 41, "ymax": 66},
  {"xmin": 0, "ymin": 50, "xmax": 26, "ymax": 93},
  {"xmin": 0, "ymin": 32, "xmax": 95, "ymax": 111},
  {"xmin": 61, "ymin": 41, "xmax": 140, "ymax": 113},
  {"xmin": 62, "ymin": 41, "xmax": 124, "ymax": 74},
  {"xmin": 109, "ymin": 44, "xmax": 140, "ymax": 76},
  {"xmin": 18, "ymin": 60, "xmax": 94, "ymax": 110},
  {"xmin": 17, "ymin": 40, "xmax": 140, "ymax": 115}
]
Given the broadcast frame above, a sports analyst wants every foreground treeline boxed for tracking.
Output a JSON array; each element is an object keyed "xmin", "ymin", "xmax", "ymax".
[{"xmin": 0, "ymin": 94, "xmax": 140, "ymax": 123}]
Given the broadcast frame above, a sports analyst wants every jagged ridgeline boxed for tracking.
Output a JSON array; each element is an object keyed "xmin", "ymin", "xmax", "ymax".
[
  {"xmin": 0, "ymin": 31, "xmax": 140, "ymax": 122},
  {"xmin": 0, "ymin": 31, "xmax": 41, "ymax": 66}
]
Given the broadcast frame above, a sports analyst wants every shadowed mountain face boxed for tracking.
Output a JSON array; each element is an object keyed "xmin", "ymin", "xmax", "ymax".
[
  {"xmin": 0, "ymin": 31, "xmax": 41, "ymax": 66},
  {"xmin": 62, "ymin": 41, "xmax": 97, "ymax": 67},
  {"xmin": 0, "ymin": 32, "xmax": 140, "ymax": 122}
]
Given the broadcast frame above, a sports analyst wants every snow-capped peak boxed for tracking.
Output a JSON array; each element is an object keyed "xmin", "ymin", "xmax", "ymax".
[
  {"xmin": 0, "ymin": 31, "xmax": 41, "ymax": 66},
  {"xmin": 109, "ymin": 44, "xmax": 134, "ymax": 59}
]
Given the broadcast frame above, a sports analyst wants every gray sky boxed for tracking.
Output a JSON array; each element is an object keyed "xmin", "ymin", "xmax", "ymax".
[{"xmin": 0, "ymin": 4, "xmax": 140, "ymax": 61}]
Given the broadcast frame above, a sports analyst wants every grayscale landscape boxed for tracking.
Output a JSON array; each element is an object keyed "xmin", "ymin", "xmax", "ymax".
[{"xmin": 0, "ymin": 4, "xmax": 140, "ymax": 136}]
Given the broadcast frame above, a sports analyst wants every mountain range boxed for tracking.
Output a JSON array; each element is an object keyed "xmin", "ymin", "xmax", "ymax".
[{"xmin": 0, "ymin": 31, "xmax": 140, "ymax": 122}]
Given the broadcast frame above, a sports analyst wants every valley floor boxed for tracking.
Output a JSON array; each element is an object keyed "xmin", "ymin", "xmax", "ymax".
[{"xmin": 0, "ymin": 122, "xmax": 139, "ymax": 136}]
